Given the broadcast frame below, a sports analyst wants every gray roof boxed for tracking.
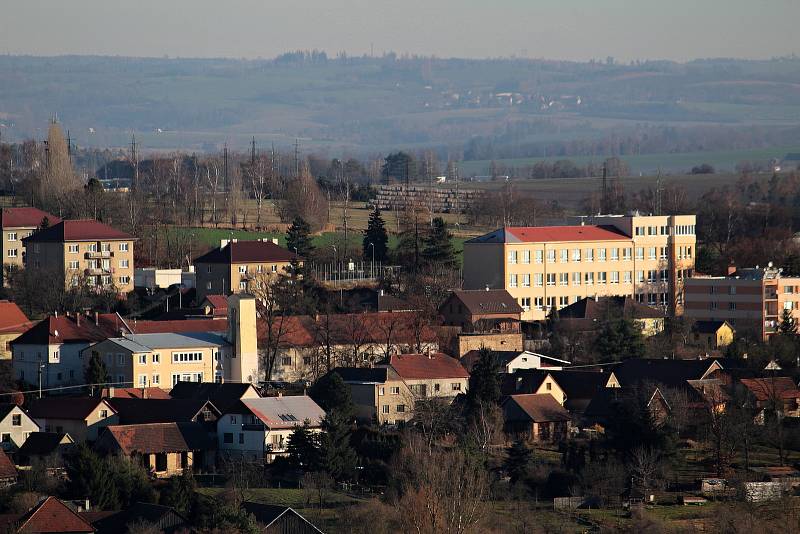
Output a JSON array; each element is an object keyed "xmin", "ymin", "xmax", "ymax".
[
  {"xmin": 107, "ymin": 332, "xmax": 229, "ymax": 351},
  {"xmin": 241, "ymin": 396, "xmax": 325, "ymax": 429}
]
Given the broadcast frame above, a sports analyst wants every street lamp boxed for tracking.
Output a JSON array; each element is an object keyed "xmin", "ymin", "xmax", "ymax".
[
  {"xmin": 38, "ymin": 363, "xmax": 46, "ymax": 399},
  {"xmin": 331, "ymin": 245, "xmax": 338, "ymax": 281},
  {"xmin": 369, "ymin": 242, "xmax": 375, "ymax": 279}
]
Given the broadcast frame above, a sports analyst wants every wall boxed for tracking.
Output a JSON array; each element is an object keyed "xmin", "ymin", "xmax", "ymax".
[
  {"xmin": 1, "ymin": 224, "xmax": 35, "ymax": 285},
  {"xmin": 456, "ymin": 332, "xmax": 523, "ymax": 357},
  {"xmin": 0, "ymin": 407, "xmax": 39, "ymax": 450},
  {"xmin": 13, "ymin": 342, "xmax": 87, "ymax": 389}
]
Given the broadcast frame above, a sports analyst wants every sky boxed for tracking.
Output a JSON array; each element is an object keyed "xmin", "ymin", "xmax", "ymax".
[{"xmin": 1, "ymin": 0, "xmax": 798, "ymax": 62}]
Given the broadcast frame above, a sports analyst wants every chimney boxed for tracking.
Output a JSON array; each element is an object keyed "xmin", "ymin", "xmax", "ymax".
[
  {"xmin": 76, "ymin": 313, "xmax": 80, "ymax": 327},
  {"xmin": 107, "ymin": 387, "xmax": 114, "ymax": 397},
  {"xmin": 94, "ymin": 312, "xmax": 99, "ymax": 326},
  {"xmin": 54, "ymin": 311, "xmax": 58, "ymax": 317},
  {"xmin": 727, "ymin": 262, "xmax": 736, "ymax": 276},
  {"xmin": 84, "ymin": 499, "xmax": 90, "ymax": 512},
  {"xmin": 142, "ymin": 386, "xmax": 147, "ymax": 399}
]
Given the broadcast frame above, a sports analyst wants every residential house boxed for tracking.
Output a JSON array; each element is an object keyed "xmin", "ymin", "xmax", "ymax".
[
  {"xmin": 217, "ymin": 396, "xmax": 325, "ymax": 463},
  {"xmin": 194, "ymin": 239, "xmax": 300, "ymax": 301},
  {"xmin": 95, "ymin": 422, "xmax": 213, "ymax": 477},
  {"xmin": 22, "ymin": 219, "xmax": 135, "ymax": 293},
  {"xmin": 169, "ymin": 381, "xmax": 261, "ymax": 414},
  {"xmin": 460, "ymin": 350, "xmax": 570, "ymax": 374},
  {"xmin": 242, "ymin": 502, "xmax": 323, "ymax": 534},
  {"xmin": 584, "ymin": 385, "xmax": 672, "ymax": 427},
  {"xmin": 16, "ymin": 432, "xmax": 74, "ymax": 467},
  {"xmin": 261, "ymin": 312, "xmax": 439, "ymax": 383},
  {"xmin": 0, "ymin": 301, "xmax": 32, "ymax": 360},
  {"xmin": 608, "ymin": 358, "xmax": 739, "ymax": 390},
  {"xmin": 556, "ymin": 296, "xmax": 666, "ymax": 337},
  {"xmin": 739, "ymin": 377, "xmax": 800, "ymax": 419},
  {"xmin": 463, "ymin": 214, "xmax": 697, "ymax": 320},
  {"xmin": 200, "ymin": 294, "xmax": 229, "ymax": 317},
  {"xmin": 501, "ymin": 369, "xmax": 614, "ymax": 414},
  {"xmin": 332, "ymin": 367, "xmax": 412, "ymax": 425},
  {"xmin": 26, "ymin": 397, "xmax": 118, "ymax": 442},
  {"xmin": 0, "ymin": 207, "xmax": 61, "ymax": 286},
  {"xmin": 378, "ymin": 353, "xmax": 469, "ymax": 400},
  {"xmin": 90, "ymin": 502, "xmax": 188, "ymax": 534},
  {"xmin": 502, "ymin": 394, "xmax": 571, "ymax": 443},
  {"xmin": 0, "ymin": 496, "xmax": 95, "ymax": 534},
  {"xmin": 0, "ymin": 450, "xmax": 17, "ymax": 487},
  {"xmin": 692, "ymin": 320, "xmax": 735, "ymax": 349},
  {"xmin": 106, "ymin": 398, "xmax": 220, "ymax": 428},
  {"xmin": 684, "ymin": 264, "xmax": 800, "ymax": 341},
  {"xmin": 0, "ymin": 403, "xmax": 39, "ymax": 451},
  {"xmin": 439, "ymin": 289, "xmax": 523, "ymax": 356}
]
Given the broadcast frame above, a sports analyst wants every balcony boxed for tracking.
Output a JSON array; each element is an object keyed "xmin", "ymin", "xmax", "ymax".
[
  {"xmin": 84, "ymin": 267, "xmax": 113, "ymax": 276},
  {"xmin": 242, "ymin": 423, "xmax": 265, "ymax": 432},
  {"xmin": 84, "ymin": 251, "xmax": 113, "ymax": 259}
]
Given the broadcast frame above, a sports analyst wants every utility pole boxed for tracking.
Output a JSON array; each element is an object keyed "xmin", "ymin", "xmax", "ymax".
[
  {"xmin": 601, "ymin": 161, "xmax": 608, "ymax": 214},
  {"xmin": 223, "ymin": 142, "xmax": 229, "ymax": 191},
  {"xmin": 66, "ymin": 130, "xmax": 72, "ymax": 160},
  {"xmin": 294, "ymin": 138, "xmax": 300, "ymax": 178},
  {"xmin": 655, "ymin": 168, "xmax": 663, "ymax": 216},
  {"xmin": 38, "ymin": 363, "xmax": 45, "ymax": 399},
  {"xmin": 250, "ymin": 136, "xmax": 256, "ymax": 167},
  {"xmin": 130, "ymin": 134, "xmax": 139, "ymax": 191}
]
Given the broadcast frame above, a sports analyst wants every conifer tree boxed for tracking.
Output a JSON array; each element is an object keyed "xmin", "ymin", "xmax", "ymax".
[
  {"xmin": 779, "ymin": 308, "xmax": 797, "ymax": 336},
  {"xmin": 317, "ymin": 410, "xmax": 357, "ymax": 481},
  {"xmin": 84, "ymin": 352, "xmax": 109, "ymax": 392},
  {"xmin": 286, "ymin": 216, "xmax": 315, "ymax": 258},
  {"xmin": 504, "ymin": 440, "xmax": 533, "ymax": 485},
  {"xmin": 362, "ymin": 208, "xmax": 389, "ymax": 262},
  {"xmin": 422, "ymin": 217, "xmax": 457, "ymax": 269}
]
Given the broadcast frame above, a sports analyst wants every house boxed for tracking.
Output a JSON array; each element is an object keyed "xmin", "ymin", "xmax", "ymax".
[
  {"xmin": 90, "ymin": 502, "xmax": 188, "ymax": 534},
  {"xmin": 26, "ymin": 397, "xmax": 118, "ymax": 442},
  {"xmin": 0, "ymin": 403, "xmax": 39, "ymax": 451},
  {"xmin": 502, "ymin": 394, "xmax": 571, "ymax": 443},
  {"xmin": 439, "ymin": 289, "xmax": 523, "ymax": 333},
  {"xmin": 217, "ymin": 396, "xmax": 325, "ymax": 463},
  {"xmin": 201, "ymin": 294, "xmax": 229, "ymax": 317},
  {"xmin": 331, "ymin": 367, "xmax": 412, "ymax": 425},
  {"xmin": 501, "ymin": 369, "xmax": 613, "ymax": 413},
  {"xmin": 21, "ymin": 219, "xmax": 135, "ymax": 293},
  {"xmin": 462, "ymin": 214, "xmax": 697, "ymax": 320},
  {"xmin": 169, "ymin": 381, "xmax": 261, "ymax": 414},
  {"xmin": 261, "ymin": 311, "xmax": 439, "ymax": 383},
  {"xmin": 106, "ymin": 398, "xmax": 220, "ymax": 427},
  {"xmin": 739, "ymin": 377, "xmax": 800, "ymax": 419},
  {"xmin": 242, "ymin": 502, "xmax": 323, "ymax": 534},
  {"xmin": 95, "ymin": 422, "xmax": 213, "ymax": 477},
  {"xmin": 0, "ymin": 496, "xmax": 95, "ymax": 534},
  {"xmin": 0, "ymin": 301, "xmax": 32, "ymax": 360},
  {"xmin": 460, "ymin": 350, "xmax": 570, "ymax": 374},
  {"xmin": 692, "ymin": 320, "xmax": 735, "ymax": 349},
  {"xmin": 0, "ymin": 449, "xmax": 17, "ymax": 487},
  {"xmin": 378, "ymin": 353, "xmax": 470, "ymax": 400},
  {"xmin": 0, "ymin": 207, "xmax": 61, "ymax": 286},
  {"xmin": 99, "ymin": 386, "xmax": 171, "ymax": 399},
  {"xmin": 556, "ymin": 296, "xmax": 666, "ymax": 337},
  {"xmin": 17, "ymin": 432, "xmax": 74, "ymax": 467},
  {"xmin": 194, "ymin": 239, "xmax": 300, "ymax": 301},
  {"xmin": 584, "ymin": 385, "xmax": 672, "ymax": 427}
]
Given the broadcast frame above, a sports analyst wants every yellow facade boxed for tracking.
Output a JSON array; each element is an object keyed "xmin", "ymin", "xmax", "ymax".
[
  {"xmin": 463, "ymin": 214, "xmax": 696, "ymax": 321},
  {"xmin": 1, "ymin": 224, "xmax": 36, "ymax": 280},
  {"xmin": 28, "ymin": 238, "xmax": 135, "ymax": 293},
  {"xmin": 196, "ymin": 260, "xmax": 295, "ymax": 300}
]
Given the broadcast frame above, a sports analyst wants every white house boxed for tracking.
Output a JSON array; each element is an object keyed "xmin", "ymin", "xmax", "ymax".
[
  {"xmin": 0, "ymin": 404, "xmax": 39, "ymax": 451},
  {"xmin": 217, "ymin": 396, "xmax": 325, "ymax": 463},
  {"xmin": 460, "ymin": 350, "xmax": 571, "ymax": 374}
]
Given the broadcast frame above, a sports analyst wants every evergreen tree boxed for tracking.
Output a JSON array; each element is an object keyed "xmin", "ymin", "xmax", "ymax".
[
  {"xmin": 317, "ymin": 410, "xmax": 358, "ymax": 481},
  {"xmin": 65, "ymin": 444, "xmax": 118, "ymax": 509},
  {"xmin": 160, "ymin": 472, "xmax": 196, "ymax": 515},
  {"xmin": 308, "ymin": 372, "xmax": 353, "ymax": 416},
  {"xmin": 286, "ymin": 216, "xmax": 315, "ymax": 258},
  {"xmin": 504, "ymin": 440, "xmax": 533, "ymax": 485},
  {"xmin": 595, "ymin": 318, "xmax": 645, "ymax": 362},
  {"xmin": 466, "ymin": 348, "xmax": 501, "ymax": 410},
  {"xmin": 84, "ymin": 351, "xmax": 109, "ymax": 393},
  {"xmin": 362, "ymin": 208, "xmax": 389, "ymax": 263},
  {"xmin": 287, "ymin": 422, "xmax": 321, "ymax": 471},
  {"xmin": 779, "ymin": 308, "xmax": 798, "ymax": 336},
  {"xmin": 422, "ymin": 217, "xmax": 457, "ymax": 269}
]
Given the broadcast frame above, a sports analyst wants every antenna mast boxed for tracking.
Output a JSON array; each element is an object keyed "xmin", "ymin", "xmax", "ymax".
[{"xmin": 601, "ymin": 161, "xmax": 608, "ymax": 214}]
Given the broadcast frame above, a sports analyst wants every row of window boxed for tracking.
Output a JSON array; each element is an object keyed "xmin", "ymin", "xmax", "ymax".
[
  {"xmin": 6, "ymin": 249, "xmax": 18, "ymax": 258},
  {"xmin": 78, "ymin": 275, "xmax": 130, "ymax": 286},
  {"xmin": 509, "ymin": 269, "xmax": 671, "ymax": 288},
  {"xmin": 508, "ymin": 246, "xmax": 690, "ymax": 265},
  {"xmin": 173, "ymin": 352, "xmax": 203, "ymax": 363},
  {"xmin": 520, "ymin": 292, "xmax": 671, "ymax": 311},
  {"xmin": 379, "ymin": 386, "xmax": 402, "ymax": 395},
  {"xmin": 633, "ymin": 224, "xmax": 696, "ymax": 236},
  {"xmin": 381, "ymin": 404, "xmax": 406, "ymax": 414},
  {"xmin": 235, "ymin": 264, "xmax": 278, "ymax": 274},
  {"xmin": 66, "ymin": 242, "xmax": 130, "ymax": 253},
  {"xmin": 137, "ymin": 374, "xmax": 161, "ymax": 386},
  {"xmin": 6, "ymin": 232, "xmax": 32, "ymax": 242}
]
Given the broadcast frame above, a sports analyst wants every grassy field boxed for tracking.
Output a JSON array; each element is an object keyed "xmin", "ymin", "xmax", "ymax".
[{"xmin": 459, "ymin": 146, "xmax": 799, "ymax": 176}]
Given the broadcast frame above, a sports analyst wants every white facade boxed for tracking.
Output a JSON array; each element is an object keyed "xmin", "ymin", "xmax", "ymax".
[
  {"xmin": 504, "ymin": 351, "xmax": 570, "ymax": 373},
  {"xmin": 13, "ymin": 342, "xmax": 87, "ymax": 390},
  {"xmin": 0, "ymin": 406, "xmax": 39, "ymax": 450},
  {"xmin": 134, "ymin": 267, "xmax": 195, "ymax": 290}
]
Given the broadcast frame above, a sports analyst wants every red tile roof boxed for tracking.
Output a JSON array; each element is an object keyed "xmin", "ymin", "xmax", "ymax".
[
  {"xmin": 194, "ymin": 240, "xmax": 299, "ymax": 264},
  {"xmin": 22, "ymin": 219, "xmax": 132, "ymax": 243},
  {"xmin": 0, "ymin": 449, "xmax": 17, "ymax": 480},
  {"xmin": 740, "ymin": 377, "xmax": 800, "ymax": 401},
  {"xmin": 127, "ymin": 318, "xmax": 227, "ymax": 334},
  {"xmin": 12, "ymin": 316, "xmax": 117, "ymax": 346},
  {"xmin": 386, "ymin": 353, "xmax": 470, "ymax": 380},
  {"xmin": 98, "ymin": 422, "xmax": 211, "ymax": 455},
  {"xmin": 0, "ymin": 301, "xmax": 31, "ymax": 334},
  {"xmin": 27, "ymin": 398, "xmax": 115, "ymax": 421},
  {"xmin": 203, "ymin": 294, "xmax": 228, "ymax": 310},
  {"xmin": 0, "ymin": 207, "xmax": 61, "ymax": 229},
  {"xmin": 503, "ymin": 393, "xmax": 571, "ymax": 423},
  {"xmin": 100, "ymin": 387, "xmax": 171, "ymax": 399},
  {"xmin": 16, "ymin": 497, "xmax": 95, "ymax": 533},
  {"xmin": 506, "ymin": 225, "xmax": 630, "ymax": 243}
]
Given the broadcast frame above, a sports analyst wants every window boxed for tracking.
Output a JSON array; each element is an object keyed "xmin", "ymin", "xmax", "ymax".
[
  {"xmin": 224, "ymin": 433, "xmax": 233, "ymax": 444},
  {"xmin": 534, "ymin": 297, "xmax": 544, "ymax": 310},
  {"xmin": 101, "ymin": 243, "xmax": 111, "ymax": 252},
  {"xmin": 659, "ymin": 247, "xmax": 668, "ymax": 260},
  {"xmin": 546, "ymin": 273, "xmax": 556, "ymax": 286},
  {"xmin": 520, "ymin": 297, "xmax": 531, "ymax": 311},
  {"xmin": 522, "ymin": 250, "xmax": 531, "ymax": 264},
  {"xmin": 117, "ymin": 354, "xmax": 125, "ymax": 365},
  {"xmin": 381, "ymin": 405, "xmax": 389, "ymax": 414},
  {"xmin": 379, "ymin": 387, "xmax": 385, "ymax": 396},
  {"xmin": 545, "ymin": 382, "xmax": 552, "ymax": 391},
  {"xmin": 239, "ymin": 433, "xmax": 245, "ymax": 444},
  {"xmin": 396, "ymin": 405, "xmax": 406, "ymax": 413},
  {"xmin": 68, "ymin": 260, "xmax": 78, "ymax": 269},
  {"xmin": 238, "ymin": 265, "xmax": 247, "ymax": 274},
  {"xmin": 546, "ymin": 296, "xmax": 556, "ymax": 310},
  {"xmin": 729, "ymin": 302, "xmax": 737, "ymax": 310},
  {"xmin": 647, "ymin": 270, "xmax": 657, "ymax": 283},
  {"xmin": 635, "ymin": 226, "xmax": 645, "ymax": 236},
  {"xmin": 623, "ymin": 248, "xmax": 632, "ymax": 261},
  {"xmin": 585, "ymin": 249, "xmax": 594, "ymax": 262},
  {"xmin": 660, "ymin": 269, "xmax": 668, "ymax": 282},
  {"xmin": 451, "ymin": 383, "xmax": 462, "ymax": 391},
  {"xmin": 6, "ymin": 249, "xmax": 17, "ymax": 258},
  {"xmin": 521, "ymin": 274, "xmax": 530, "ymax": 287},
  {"xmin": 303, "ymin": 356, "xmax": 311, "ymax": 365},
  {"xmin": 534, "ymin": 273, "xmax": 543, "ymax": 287},
  {"xmin": 598, "ymin": 248, "xmax": 607, "ymax": 262},
  {"xmin": 138, "ymin": 375, "xmax": 147, "ymax": 386},
  {"xmin": 119, "ymin": 243, "xmax": 129, "ymax": 252},
  {"xmin": 636, "ymin": 271, "xmax": 645, "ymax": 283},
  {"xmin": 271, "ymin": 265, "xmax": 277, "ymax": 273},
  {"xmin": 547, "ymin": 250, "xmax": 556, "ymax": 263},
  {"xmin": 509, "ymin": 274, "xmax": 518, "ymax": 288},
  {"xmin": 611, "ymin": 248, "xmax": 619, "ymax": 261},
  {"xmin": 585, "ymin": 272, "xmax": 594, "ymax": 285},
  {"xmin": 119, "ymin": 259, "xmax": 129, "ymax": 268},
  {"xmin": 206, "ymin": 266, "xmax": 212, "ymax": 274},
  {"xmin": 1, "ymin": 434, "xmax": 9, "ymax": 443},
  {"xmin": 624, "ymin": 271, "xmax": 632, "ymax": 284},
  {"xmin": 282, "ymin": 357, "xmax": 292, "ymax": 366},
  {"xmin": 598, "ymin": 271, "xmax": 607, "ymax": 284},
  {"xmin": 559, "ymin": 273, "xmax": 568, "ymax": 286},
  {"xmin": 710, "ymin": 301, "xmax": 718, "ymax": 310},
  {"xmin": 635, "ymin": 247, "xmax": 644, "ymax": 260},
  {"xmin": 648, "ymin": 293, "xmax": 657, "ymax": 305},
  {"xmin": 88, "ymin": 243, "xmax": 97, "ymax": 252},
  {"xmin": 11, "ymin": 415, "xmax": 21, "ymax": 427},
  {"xmin": 173, "ymin": 352, "xmax": 203, "ymax": 363},
  {"xmin": 7, "ymin": 232, "xmax": 16, "ymax": 241},
  {"xmin": 153, "ymin": 353, "xmax": 160, "ymax": 364},
  {"xmin": 660, "ymin": 225, "xmax": 670, "ymax": 235},
  {"xmin": 230, "ymin": 415, "xmax": 237, "ymax": 424},
  {"xmin": 610, "ymin": 271, "xmax": 620, "ymax": 284},
  {"xmin": 100, "ymin": 410, "xmax": 108, "ymax": 418},
  {"xmin": 256, "ymin": 264, "xmax": 263, "ymax": 273},
  {"xmin": 206, "ymin": 282, "xmax": 212, "ymax": 290},
  {"xmin": 390, "ymin": 386, "xmax": 400, "ymax": 395},
  {"xmin": 648, "ymin": 226, "xmax": 657, "ymax": 236},
  {"xmin": 648, "ymin": 247, "xmax": 656, "ymax": 260},
  {"xmin": 535, "ymin": 250, "xmax": 543, "ymax": 264},
  {"xmin": 560, "ymin": 249, "xmax": 568, "ymax": 263},
  {"xmin": 572, "ymin": 272, "xmax": 581, "ymax": 286},
  {"xmin": 572, "ymin": 249, "xmax": 581, "ymax": 262},
  {"xmin": 508, "ymin": 250, "xmax": 518, "ymax": 264},
  {"xmin": 119, "ymin": 276, "xmax": 130, "ymax": 285},
  {"xmin": 434, "ymin": 383, "xmax": 440, "ymax": 392},
  {"xmin": 68, "ymin": 244, "xmax": 79, "ymax": 253},
  {"xmin": 559, "ymin": 296, "xmax": 569, "ymax": 308},
  {"xmin": 33, "ymin": 244, "xmax": 40, "ymax": 254},
  {"xmin": 152, "ymin": 374, "xmax": 160, "ymax": 385}
]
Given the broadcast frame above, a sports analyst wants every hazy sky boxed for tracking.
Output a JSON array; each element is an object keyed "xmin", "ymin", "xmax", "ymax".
[{"xmin": 2, "ymin": 0, "xmax": 798, "ymax": 61}]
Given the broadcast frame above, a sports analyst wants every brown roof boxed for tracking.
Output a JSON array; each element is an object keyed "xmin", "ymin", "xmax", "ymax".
[
  {"xmin": 503, "ymin": 393, "xmax": 571, "ymax": 423},
  {"xmin": 740, "ymin": 377, "xmax": 800, "ymax": 401},
  {"xmin": 97, "ymin": 422, "xmax": 212, "ymax": 454},
  {"xmin": 12, "ymin": 316, "xmax": 117, "ymax": 346},
  {"xmin": 0, "ymin": 449, "xmax": 16, "ymax": 480},
  {"xmin": 127, "ymin": 318, "xmax": 227, "ymax": 334},
  {"xmin": 22, "ymin": 219, "xmax": 132, "ymax": 243},
  {"xmin": 445, "ymin": 290, "xmax": 523, "ymax": 315},
  {"xmin": 194, "ymin": 240, "xmax": 299, "ymax": 264},
  {"xmin": 558, "ymin": 296, "xmax": 664, "ymax": 321},
  {"xmin": 26, "ymin": 398, "xmax": 114, "ymax": 421},
  {"xmin": 0, "ymin": 207, "xmax": 61, "ymax": 229},
  {"xmin": 202, "ymin": 295, "xmax": 228, "ymax": 314},
  {"xmin": 100, "ymin": 387, "xmax": 170, "ymax": 399},
  {"xmin": 106, "ymin": 398, "xmax": 219, "ymax": 425},
  {"xmin": 16, "ymin": 497, "xmax": 95, "ymax": 533},
  {"xmin": 0, "ymin": 301, "xmax": 31, "ymax": 334},
  {"xmin": 385, "ymin": 353, "xmax": 470, "ymax": 380}
]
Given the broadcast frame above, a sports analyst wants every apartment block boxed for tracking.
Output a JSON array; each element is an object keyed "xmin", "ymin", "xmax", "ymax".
[
  {"xmin": 463, "ymin": 214, "xmax": 696, "ymax": 321},
  {"xmin": 0, "ymin": 207, "xmax": 61, "ymax": 285},
  {"xmin": 194, "ymin": 239, "xmax": 299, "ymax": 301},
  {"xmin": 21, "ymin": 219, "xmax": 134, "ymax": 293},
  {"xmin": 684, "ymin": 264, "xmax": 800, "ymax": 341}
]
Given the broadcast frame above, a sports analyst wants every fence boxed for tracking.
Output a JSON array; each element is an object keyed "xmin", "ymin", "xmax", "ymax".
[{"xmin": 309, "ymin": 261, "xmax": 400, "ymax": 285}]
